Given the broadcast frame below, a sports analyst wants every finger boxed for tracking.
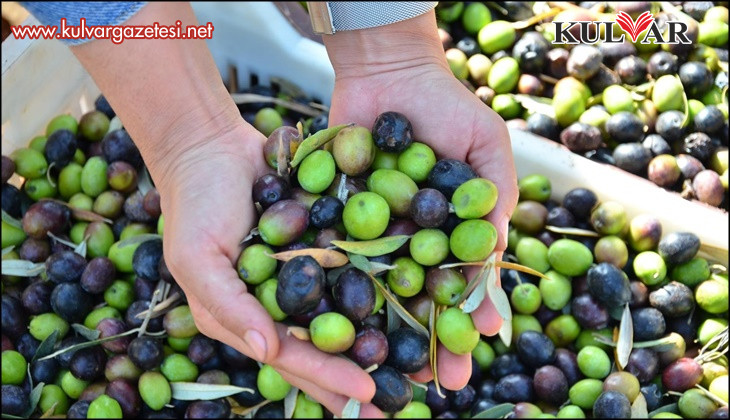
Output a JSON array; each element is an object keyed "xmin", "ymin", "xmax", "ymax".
[
  {"xmin": 278, "ymin": 371, "xmax": 386, "ymax": 419},
  {"xmin": 170, "ymin": 245, "xmax": 280, "ymax": 362},
  {"xmin": 272, "ymin": 324, "xmax": 376, "ymax": 403},
  {"xmin": 466, "ymin": 110, "xmax": 518, "ymax": 253},
  {"xmin": 408, "ymin": 344, "xmax": 471, "ymax": 391},
  {"xmin": 183, "ymin": 285, "xmax": 278, "ymax": 363}
]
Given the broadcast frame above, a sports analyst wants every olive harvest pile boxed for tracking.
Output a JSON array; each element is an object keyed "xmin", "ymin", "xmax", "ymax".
[
  {"xmin": 240, "ymin": 109, "xmax": 504, "ymax": 415},
  {"xmin": 436, "ymin": 1, "xmax": 729, "ymax": 210}
]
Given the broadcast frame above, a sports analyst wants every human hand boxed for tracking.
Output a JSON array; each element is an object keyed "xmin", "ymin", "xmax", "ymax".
[
  {"xmin": 324, "ymin": 9, "xmax": 519, "ymax": 391},
  {"xmin": 155, "ymin": 123, "xmax": 384, "ymax": 417},
  {"xmin": 69, "ymin": 2, "xmax": 381, "ymax": 416}
]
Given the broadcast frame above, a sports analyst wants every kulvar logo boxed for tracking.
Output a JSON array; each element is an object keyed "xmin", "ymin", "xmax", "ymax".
[{"xmin": 552, "ymin": 11, "xmax": 692, "ymax": 45}]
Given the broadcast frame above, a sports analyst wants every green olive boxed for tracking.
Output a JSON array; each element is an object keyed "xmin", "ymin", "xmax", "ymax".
[
  {"xmin": 397, "ymin": 142, "xmax": 436, "ymax": 183},
  {"xmin": 436, "ymin": 307, "xmax": 479, "ymax": 355},
  {"xmin": 237, "ymin": 244, "xmax": 277, "ymax": 285},
  {"xmin": 298, "ymin": 150, "xmax": 336, "ymax": 194},
  {"xmin": 342, "ymin": 192, "xmax": 390, "ymax": 240},
  {"xmin": 449, "ymin": 220, "xmax": 497, "ymax": 262},
  {"xmin": 366, "ymin": 169, "xmax": 419, "ymax": 218}
]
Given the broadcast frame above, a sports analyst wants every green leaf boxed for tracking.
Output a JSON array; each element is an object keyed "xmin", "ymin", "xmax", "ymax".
[
  {"xmin": 340, "ymin": 398, "xmax": 361, "ymax": 419},
  {"xmin": 1, "ymin": 259, "xmax": 45, "ymax": 277},
  {"xmin": 137, "ymin": 167, "xmax": 154, "ymax": 196},
  {"xmin": 327, "ymin": 264, "xmax": 352, "ymax": 287},
  {"xmin": 116, "ymin": 233, "xmax": 161, "ymax": 249},
  {"xmin": 1, "ymin": 414, "xmax": 25, "ymax": 419},
  {"xmin": 38, "ymin": 328, "xmax": 140, "ymax": 361},
  {"xmin": 2, "ymin": 246, "xmax": 15, "ymax": 257},
  {"xmin": 335, "ymin": 173, "xmax": 349, "ymax": 203},
  {"xmin": 72, "ymin": 323, "xmax": 101, "ymax": 341},
  {"xmin": 471, "ymin": 403, "xmax": 515, "ymax": 418},
  {"xmin": 369, "ymin": 262, "xmax": 396, "ymax": 275},
  {"xmin": 616, "ymin": 303, "xmax": 633, "ymax": 370},
  {"xmin": 386, "ymin": 287, "xmax": 401, "ymax": 334},
  {"xmin": 648, "ymin": 403, "xmax": 678, "ymax": 418},
  {"xmin": 23, "ymin": 382, "xmax": 45, "ymax": 418},
  {"xmin": 2, "ymin": 210, "xmax": 22, "ymax": 230},
  {"xmin": 463, "ymin": 269, "xmax": 488, "ymax": 314},
  {"xmin": 170, "ymin": 382, "xmax": 254, "ymax": 401},
  {"xmin": 544, "ymin": 225, "xmax": 600, "ymax": 237},
  {"xmin": 290, "ymin": 124, "xmax": 350, "ymax": 168},
  {"xmin": 284, "ymin": 387, "xmax": 299, "ymax": 419},
  {"xmin": 31, "ymin": 330, "xmax": 59, "ymax": 364},
  {"xmin": 631, "ymin": 392, "xmax": 648, "ymax": 419},
  {"xmin": 331, "ymin": 235, "xmax": 411, "ymax": 257},
  {"xmin": 369, "ymin": 273, "xmax": 430, "ymax": 337},
  {"xmin": 347, "ymin": 252, "xmax": 373, "ymax": 274}
]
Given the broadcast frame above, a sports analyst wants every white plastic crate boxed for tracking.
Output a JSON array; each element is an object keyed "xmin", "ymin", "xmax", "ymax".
[{"xmin": 2, "ymin": 2, "xmax": 727, "ymax": 264}]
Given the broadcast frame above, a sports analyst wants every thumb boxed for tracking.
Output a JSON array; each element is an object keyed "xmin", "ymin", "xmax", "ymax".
[{"xmin": 168, "ymin": 247, "xmax": 280, "ymax": 363}]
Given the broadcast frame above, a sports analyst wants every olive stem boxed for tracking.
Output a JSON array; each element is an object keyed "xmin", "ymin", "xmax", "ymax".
[
  {"xmin": 230, "ymin": 399, "xmax": 272, "ymax": 417},
  {"xmin": 230, "ymin": 93, "xmax": 322, "ymax": 118},
  {"xmin": 511, "ymin": 7, "xmax": 563, "ymax": 30},
  {"xmin": 138, "ymin": 283, "xmax": 164, "ymax": 337},
  {"xmin": 695, "ymin": 384, "xmax": 729, "ymax": 407},
  {"xmin": 46, "ymin": 162, "xmax": 57, "ymax": 188}
]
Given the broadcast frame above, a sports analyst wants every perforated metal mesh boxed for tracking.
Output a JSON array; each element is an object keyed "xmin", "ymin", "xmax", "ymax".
[{"xmin": 328, "ymin": 2, "xmax": 437, "ymax": 32}]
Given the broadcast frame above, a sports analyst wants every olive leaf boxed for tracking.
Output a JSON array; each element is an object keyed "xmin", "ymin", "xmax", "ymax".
[
  {"xmin": 347, "ymin": 252, "xmax": 373, "ymax": 274},
  {"xmin": 115, "ymin": 233, "xmax": 161, "ymax": 249},
  {"xmin": 30, "ymin": 330, "xmax": 59, "ymax": 364},
  {"xmin": 429, "ymin": 301, "xmax": 445, "ymax": 399},
  {"xmin": 2, "ymin": 246, "xmax": 15, "ymax": 257},
  {"xmin": 511, "ymin": 7, "xmax": 561, "ymax": 29},
  {"xmin": 69, "ymin": 207, "xmax": 113, "ymax": 224},
  {"xmin": 231, "ymin": 93, "xmax": 321, "ymax": 118},
  {"xmin": 471, "ymin": 403, "xmax": 516, "ymax": 418},
  {"xmin": 47, "ymin": 232, "xmax": 87, "ymax": 258},
  {"xmin": 340, "ymin": 398, "xmax": 361, "ymax": 419},
  {"xmin": 2, "ymin": 209, "xmax": 23, "ymax": 229},
  {"xmin": 370, "ymin": 262, "xmax": 396, "ymax": 276},
  {"xmin": 545, "ymin": 225, "xmax": 601, "ymax": 237},
  {"xmin": 38, "ymin": 402, "xmax": 57, "ymax": 418},
  {"xmin": 240, "ymin": 227, "xmax": 260, "ymax": 245},
  {"xmin": 631, "ymin": 392, "xmax": 648, "ymax": 419},
  {"xmin": 22, "ymin": 382, "xmax": 45, "ymax": 418},
  {"xmin": 170, "ymin": 382, "xmax": 254, "ymax": 401},
  {"xmin": 616, "ymin": 303, "xmax": 634, "ymax": 370},
  {"xmin": 137, "ymin": 167, "xmax": 154, "ymax": 196},
  {"xmin": 107, "ymin": 116, "xmax": 124, "ymax": 133},
  {"xmin": 1, "ymin": 259, "xmax": 45, "ymax": 277},
  {"xmin": 648, "ymin": 403, "xmax": 678, "ymax": 418},
  {"xmin": 331, "ymin": 235, "xmax": 411, "ymax": 257},
  {"xmin": 1, "ymin": 413, "xmax": 25, "ymax": 419},
  {"xmin": 230, "ymin": 400, "xmax": 272, "ymax": 417},
  {"xmin": 72, "ymin": 323, "xmax": 101, "ymax": 341},
  {"xmin": 39, "ymin": 328, "xmax": 141, "ymax": 361},
  {"xmin": 368, "ymin": 272, "xmax": 430, "ymax": 337},
  {"xmin": 327, "ymin": 263, "xmax": 352, "ymax": 287},
  {"xmin": 287, "ymin": 326, "xmax": 311, "ymax": 341},
  {"xmin": 594, "ymin": 332, "xmax": 684, "ymax": 352},
  {"xmin": 268, "ymin": 248, "xmax": 348, "ymax": 268},
  {"xmin": 386, "ymin": 287, "xmax": 401, "ymax": 334},
  {"xmin": 289, "ymin": 124, "xmax": 351, "ymax": 168},
  {"xmin": 513, "ymin": 94, "xmax": 555, "ymax": 117},
  {"xmin": 494, "ymin": 261, "xmax": 552, "ymax": 281},
  {"xmin": 336, "ymin": 173, "xmax": 348, "ymax": 204},
  {"xmin": 284, "ymin": 387, "xmax": 299, "ymax": 419},
  {"xmin": 462, "ymin": 268, "xmax": 489, "ymax": 314}
]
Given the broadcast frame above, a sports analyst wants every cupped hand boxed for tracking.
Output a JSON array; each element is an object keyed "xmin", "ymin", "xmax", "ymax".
[
  {"xmin": 156, "ymin": 124, "xmax": 381, "ymax": 417},
  {"xmin": 324, "ymin": 11, "xmax": 519, "ymax": 391}
]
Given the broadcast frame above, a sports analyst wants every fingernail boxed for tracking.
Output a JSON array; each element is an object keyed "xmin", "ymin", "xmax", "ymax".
[{"xmin": 244, "ymin": 329, "xmax": 268, "ymax": 361}]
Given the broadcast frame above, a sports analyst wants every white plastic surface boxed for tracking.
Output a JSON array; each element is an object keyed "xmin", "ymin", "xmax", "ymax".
[{"xmin": 1, "ymin": 3, "xmax": 727, "ymax": 265}]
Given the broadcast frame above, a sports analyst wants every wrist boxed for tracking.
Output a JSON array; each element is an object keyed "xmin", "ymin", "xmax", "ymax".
[{"xmin": 322, "ymin": 10, "xmax": 449, "ymax": 80}]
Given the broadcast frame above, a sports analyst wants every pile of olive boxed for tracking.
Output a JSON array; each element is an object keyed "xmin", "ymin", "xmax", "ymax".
[
  {"xmin": 1, "ymin": 91, "xmax": 350, "ymax": 419},
  {"xmin": 441, "ymin": 173, "xmax": 728, "ymax": 419},
  {"xmin": 238, "ymin": 108, "xmax": 508, "ymax": 415},
  {"xmin": 436, "ymin": 1, "xmax": 729, "ymax": 210}
]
